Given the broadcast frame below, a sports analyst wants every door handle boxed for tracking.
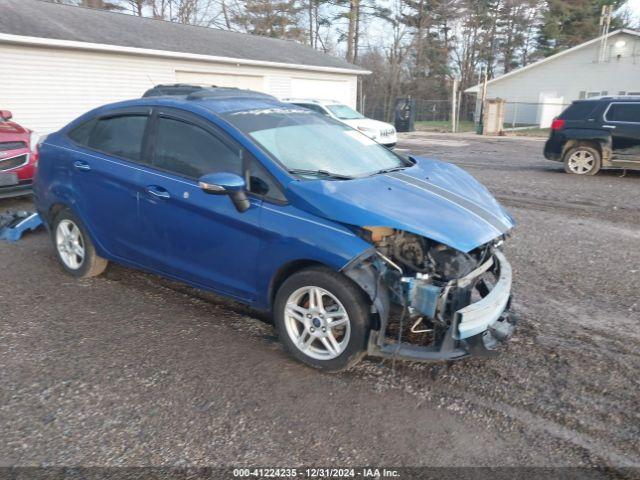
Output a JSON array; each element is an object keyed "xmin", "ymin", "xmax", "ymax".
[
  {"xmin": 73, "ymin": 160, "xmax": 91, "ymax": 171},
  {"xmin": 603, "ymin": 125, "xmax": 616, "ymax": 129},
  {"xmin": 145, "ymin": 185, "xmax": 170, "ymax": 199}
]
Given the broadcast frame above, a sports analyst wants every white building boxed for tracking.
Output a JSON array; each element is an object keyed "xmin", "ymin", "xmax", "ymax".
[
  {"xmin": 466, "ymin": 29, "xmax": 640, "ymax": 128},
  {"xmin": 0, "ymin": 0, "xmax": 368, "ymax": 134}
]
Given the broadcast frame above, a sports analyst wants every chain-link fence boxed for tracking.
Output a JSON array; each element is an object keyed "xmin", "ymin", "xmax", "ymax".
[
  {"xmin": 364, "ymin": 98, "xmax": 475, "ymax": 131},
  {"xmin": 500, "ymin": 101, "xmax": 570, "ymax": 130},
  {"xmin": 363, "ymin": 96, "xmax": 570, "ymax": 132}
]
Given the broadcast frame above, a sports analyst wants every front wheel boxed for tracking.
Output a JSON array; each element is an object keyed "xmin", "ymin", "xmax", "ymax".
[
  {"xmin": 273, "ymin": 266, "xmax": 371, "ymax": 371},
  {"xmin": 563, "ymin": 146, "xmax": 601, "ymax": 175}
]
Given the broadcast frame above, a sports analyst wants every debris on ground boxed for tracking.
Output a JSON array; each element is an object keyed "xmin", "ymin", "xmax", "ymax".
[{"xmin": 0, "ymin": 210, "xmax": 43, "ymax": 242}]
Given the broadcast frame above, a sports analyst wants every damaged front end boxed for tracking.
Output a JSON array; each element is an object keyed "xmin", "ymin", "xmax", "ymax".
[{"xmin": 343, "ymin": 228, "xmax": 516, "ymax": 362}]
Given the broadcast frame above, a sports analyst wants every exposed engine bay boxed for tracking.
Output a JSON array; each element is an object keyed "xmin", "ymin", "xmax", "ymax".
[
  {"xmin": 343, "ymin": 227, "xmax": 516, "ymax": 362},
  {"xmin": 364, "ymin": 227, "xmax": 491, "ymax": 281}
]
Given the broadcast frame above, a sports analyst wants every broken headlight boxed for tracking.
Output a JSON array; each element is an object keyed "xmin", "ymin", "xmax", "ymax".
[{"xmin": 362, "ymin": 227, "xmax": 490, "ymax": 282}]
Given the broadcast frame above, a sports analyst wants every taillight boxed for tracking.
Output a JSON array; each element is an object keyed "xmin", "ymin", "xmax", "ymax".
[{"xmin": 551, "ymin": 118, "xmax": 565, "ymax": 130}]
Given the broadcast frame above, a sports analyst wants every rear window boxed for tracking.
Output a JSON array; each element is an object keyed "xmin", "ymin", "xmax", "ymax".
[
  {"xmin": 559, "ymin": 102, "xmax": 597, "ymax": 120},
  {"xmin": 88, "ymin": 115, "xmax": 148, "ymax": 162},
  {"xmin": 605, "ymin": 103, "xmax": 640, "ymax": 123}
]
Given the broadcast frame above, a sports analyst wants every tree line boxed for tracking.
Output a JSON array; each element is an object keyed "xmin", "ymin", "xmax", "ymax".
[{"xmin": 53, "ymin": 0, "xmax": 635, "ymax": 120}]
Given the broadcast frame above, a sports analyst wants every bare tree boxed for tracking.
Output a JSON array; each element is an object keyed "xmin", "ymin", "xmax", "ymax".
[{"xmin": 124, "ymin": 0, "xmax": 149, "ymax": 15}]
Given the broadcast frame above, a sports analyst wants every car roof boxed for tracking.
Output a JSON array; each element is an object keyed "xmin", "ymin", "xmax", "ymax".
[
  {"xmin": 575, "ymin": 96, "xmax": 640, "ymax": 103},
  {"xmin": 101, "ymin": 87, "xmax": 300, "ymax": 116},
  {"xmin": 281, "ymin": 98, "xmax": 344, "ymax": 106}
]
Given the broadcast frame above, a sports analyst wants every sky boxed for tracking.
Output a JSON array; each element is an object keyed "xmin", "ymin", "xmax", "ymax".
[{"xmin": 626, "ymin": 0, "xmax": 640, "ymax": 23}]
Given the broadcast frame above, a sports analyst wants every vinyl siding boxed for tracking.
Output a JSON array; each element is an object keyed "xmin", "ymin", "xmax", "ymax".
[
  {"xmin": 477, "ymin": 32, "xmax": 640, "ymax": 126},
  {"xmin": 485, "ymin": 32, "xmax": 640, "ymax": 103},
  {"xmin": 0, "ymin": 43, "xmax": 358, "ymax": 134}
]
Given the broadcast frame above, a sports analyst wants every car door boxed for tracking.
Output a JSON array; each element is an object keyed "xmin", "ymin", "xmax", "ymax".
[
  {"xmin": 137, "ymin": 108, "xmax": 264, "ymax": 302},
  {"xmin": 603, "ymin": 102, "xmax": 640, "ymax": 162},
  {"xmin": 66, "ymin": 108, "xmax": 152, "ymax": 260}
]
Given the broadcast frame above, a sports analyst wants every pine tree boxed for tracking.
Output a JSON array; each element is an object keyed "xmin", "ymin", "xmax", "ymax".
[
  {"xmin": 231, "ymin": 0, "xmax": 304, "ymax": 40},
  {"xmin": 537, "ymin": 0, "xmax": 628, "ymax": 56}
]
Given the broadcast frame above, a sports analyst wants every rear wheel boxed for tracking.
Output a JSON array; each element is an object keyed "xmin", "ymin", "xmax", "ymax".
[
  {"xmin": 563, "ymin": 146, "xmax": 601, "ymax": 175},
  {"xmin": 274, "ymin": 266, "xmax": 370, "ymax": 371},
  {"xmin": 52, "ymin": 209, "xmax": 107, "ymax": 278}
]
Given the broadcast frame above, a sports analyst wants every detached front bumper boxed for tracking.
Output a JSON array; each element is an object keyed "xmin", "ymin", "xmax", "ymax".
[
  {"xmin": 364, "ymin": 250, "xmax": 516, "ymax": 362},
  {"xmin": 456, "ymin": 250, "xmax": 512, "ymax": 339}
]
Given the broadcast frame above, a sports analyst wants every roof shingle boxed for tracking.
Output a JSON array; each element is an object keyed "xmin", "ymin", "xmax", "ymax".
[{"xmin": 0, "ymin": 0, "xmax": 366, "ymax": 72}]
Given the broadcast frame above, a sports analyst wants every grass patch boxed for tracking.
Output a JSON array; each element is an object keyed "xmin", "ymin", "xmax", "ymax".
[
  {"xmin": 504, "ymin": 127, "xmax": 550, "ymax": 137},
  {"xmin": 415, "ymin": 120, "xmax": 549, "ymax": 137},
  {"xmin": 415, "ymin": 120, "xmax": 476, "ymax": 133}
]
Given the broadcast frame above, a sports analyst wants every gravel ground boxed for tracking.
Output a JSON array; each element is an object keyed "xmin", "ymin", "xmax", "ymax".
[{"xmin": 1, "ymin": 133, "xmax": 639, "ymax": 472}]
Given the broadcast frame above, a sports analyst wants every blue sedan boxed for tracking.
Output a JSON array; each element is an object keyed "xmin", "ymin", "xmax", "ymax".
[{"xmin": 34, "ymin": 88, "xmax": 516, "ymax": 371}]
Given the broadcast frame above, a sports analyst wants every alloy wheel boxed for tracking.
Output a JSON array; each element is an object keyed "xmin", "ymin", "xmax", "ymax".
[
  {"xmin": 283, "ymin": 286, "xmax": 351, "ymax": 360},
  {"xmin": 56, "ymin": 219, "xmax": 85, "ymax": 270},
  {"xmin": 567, "ymin": 150, "xmax": 595, "ymax": 174}
]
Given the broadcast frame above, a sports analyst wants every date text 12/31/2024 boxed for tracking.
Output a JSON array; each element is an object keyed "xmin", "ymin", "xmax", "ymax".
[{"xmin": 232, "ymin": 467, "xmax": 400, "ymax": 478}]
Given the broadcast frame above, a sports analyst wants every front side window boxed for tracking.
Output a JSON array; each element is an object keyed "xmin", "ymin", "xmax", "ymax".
[
  {"xmin": 154, "ymin": 117, "xmax": 241, "ymax": 179},
  {"xmin": 606, "ymin": 103, "xmax": 640, "ymax": 123},
  {"xmin": 247, "ymin": 156, "xmax": 287, "ymax": 202},
  {"xmin": 325, "ymin": 104, "xmax": 365, "ymax": 120},
  {"xmin": 223, "ymin": 107, "xmax": 405, "ymax": 178},
  {"xmin": 88, "ymin": 115, "xmax": 148, "ymax": 162}
]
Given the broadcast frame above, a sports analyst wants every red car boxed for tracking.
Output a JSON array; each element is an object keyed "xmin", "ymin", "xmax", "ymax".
[{"xmin": 0, "ymin": 110, "xmax": 38, "ymax": 198}]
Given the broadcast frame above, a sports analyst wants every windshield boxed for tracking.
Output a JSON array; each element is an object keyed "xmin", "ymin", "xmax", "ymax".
[
  {"xmin": 326, "ymin": 104, "xmax": 365, "ymax": 120},
  {"xmin": 224, "ymin": 107, "xmax": 405, "ymax": 178}
]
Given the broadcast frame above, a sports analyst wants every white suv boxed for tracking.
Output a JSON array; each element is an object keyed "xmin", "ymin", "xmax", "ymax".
[{"xmin": 282, "ymin": 98, "xmax": 397, "ymax": 147}]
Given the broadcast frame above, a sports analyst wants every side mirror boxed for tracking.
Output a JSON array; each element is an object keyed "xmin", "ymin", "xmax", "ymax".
[
  {"xmin": 198, "ymin": 172, "xmax": 250, "ymax": 213},
  {"xmin": 0, "ymin": 110, "xmax": 13, "ymax": 121}
]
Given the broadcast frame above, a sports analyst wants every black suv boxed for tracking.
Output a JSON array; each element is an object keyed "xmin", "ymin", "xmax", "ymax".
[{"xmin": 544, "ymin": 97, "xmax": 640, "ymax": 175}]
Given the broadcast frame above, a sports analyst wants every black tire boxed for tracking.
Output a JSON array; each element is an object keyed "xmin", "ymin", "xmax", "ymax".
[
  {"xmin": 563, "ymin": 145, "xmax": 601, "ymax": 175},
  {"xmin": 273, "ymin": 266, "xmax": 371, "ymax": 371},
  {"xmin": 51, "ymin": 208, "xmax": 108, "ymax": 278}
]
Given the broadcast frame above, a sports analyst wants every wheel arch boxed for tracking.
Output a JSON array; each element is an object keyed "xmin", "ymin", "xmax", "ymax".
[
  {"xmin": 268, "ymin": 259, "xmax": 328, "ymax": 310},
  {"xmin": 47, "ymin": 202, "xmax": 109, "ymax": 259},
  {"xmin": 47, "ymin": 203, "xmax": 68, "ymax": 226},
  {"xmin": 562, "ymin": 138, "xmax": 608, "ymax": 162}
]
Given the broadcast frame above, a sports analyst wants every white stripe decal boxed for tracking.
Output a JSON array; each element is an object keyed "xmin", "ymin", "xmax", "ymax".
[
  {"xmin": 395, "ymin": 172, "xmax": 510, "ymax": 229},
  {"xmin": 262, "ymin": 206, "xmax": 355, "ymax": 237},
  {"xmin": 388, "ymin": 173, "xmax": 504, "ymax": 236}
]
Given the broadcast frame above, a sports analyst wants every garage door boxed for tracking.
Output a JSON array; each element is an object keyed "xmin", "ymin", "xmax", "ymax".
[
  {"xmin": 290, "ymin": 78, "xmax": 352, "ymax": 105},
  {"xmin": 176, "ymin": 71, "xmax": 264, "ymax": 91}
]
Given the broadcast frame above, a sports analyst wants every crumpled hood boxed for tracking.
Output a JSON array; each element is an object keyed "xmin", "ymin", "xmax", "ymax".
[{"xmin": 286, "ymin": 157, "xmax": 515, "ymax": 253}]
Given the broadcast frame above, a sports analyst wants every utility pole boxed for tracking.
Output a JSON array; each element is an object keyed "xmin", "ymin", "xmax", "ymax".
[
  {"xmin": 477, "ymin": 65, "xmax": 488, "ymax": 135},
  {"xmin": 451, "ymin": 78, "xmax": 458, "ymax": 133}
]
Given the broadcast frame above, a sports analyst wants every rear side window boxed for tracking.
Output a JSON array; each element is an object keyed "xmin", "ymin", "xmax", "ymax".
[
  {"xmin": 605, "ymin": 103, "xmax": 640, "ymax": 123},
  {"xmin": 68, "ymin": 119, "xmax": 97, "ymax": 145},
  {"xmin": 559, "ymin": 102, "xmax": 597, "ymax": 120},
  {"xmin": 154, "ymin": 117, "xmax": 241, "ymax": 179},
  {"xmin": 88, "ymin": 115, "xmax": 148, "ymax": 162}
]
